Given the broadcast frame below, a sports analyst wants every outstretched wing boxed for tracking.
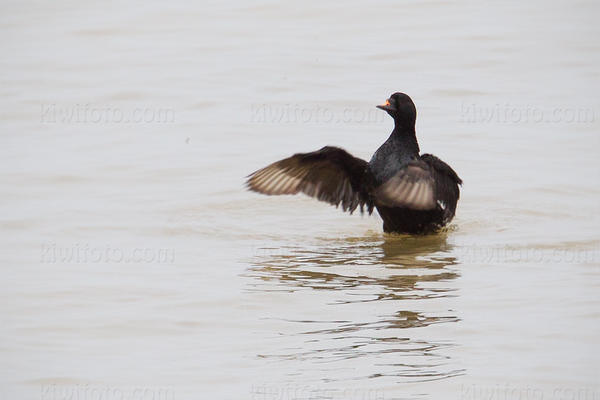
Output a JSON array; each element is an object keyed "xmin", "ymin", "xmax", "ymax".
[
  {"xmin": 373, "ymin": 160, "xmax": 437, "ymax": 210},
  {"xmin": 246, "ymin": 146, "xmax": 374, "ymax": 214},
  {"xmin": 421, "ymin": 153, "xmax": 462, "ymax": 220}
]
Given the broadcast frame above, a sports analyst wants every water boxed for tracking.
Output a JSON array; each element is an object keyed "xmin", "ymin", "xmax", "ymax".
[{"xmin": 1, "ymin": 1, "xmax": 599, "ymax": 399}]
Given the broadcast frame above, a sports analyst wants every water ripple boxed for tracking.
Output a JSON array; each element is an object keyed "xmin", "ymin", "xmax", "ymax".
[{"xmin": 244, "ymin": 233, "xmax": 464, "ymax": 384}]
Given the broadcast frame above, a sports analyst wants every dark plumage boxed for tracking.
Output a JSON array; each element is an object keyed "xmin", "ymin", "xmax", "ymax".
[{"xmin": 246, "ymin": 92, "xmax": 462, "ymax": 234}]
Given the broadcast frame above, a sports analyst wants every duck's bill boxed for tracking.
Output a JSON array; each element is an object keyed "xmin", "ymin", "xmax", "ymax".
[{"xmin": 376, "ymin": 99, "xmax": 393, "ymax": 111}]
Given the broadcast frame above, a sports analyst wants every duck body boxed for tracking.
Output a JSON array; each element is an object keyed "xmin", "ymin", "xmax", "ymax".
[
  {"xmin": 246, "ymin": 92, "xmax": 462, "ymax": 234},
  {"xmin": 371, "ymin": 153, "xmax": 460, "ymax": 234},
  {"xmin": 367, "ymin": 116, "xmax": 461, "ymax": 233}
]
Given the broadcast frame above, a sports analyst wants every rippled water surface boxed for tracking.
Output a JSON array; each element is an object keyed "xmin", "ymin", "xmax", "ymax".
[{"xmin": 1, "ymin": 1, "xmax": 600, "ymax": 399}]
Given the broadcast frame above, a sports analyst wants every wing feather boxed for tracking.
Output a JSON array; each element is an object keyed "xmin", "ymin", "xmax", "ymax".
[
  {"xmin": 421, "ymin": 153, "xmax": 462, "ymax": 222},
  {"xmin": 246, "ymin": 146, "xmax": 374, "ymax": 214},
  {"xmin": 374, "ymin": 161, "xmax": 436, "ymax": 210}
]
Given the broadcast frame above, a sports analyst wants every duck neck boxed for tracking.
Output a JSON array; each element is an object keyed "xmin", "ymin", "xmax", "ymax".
[{"xmin": 391, "ymin": 118, "xmax": 420, "ymax": 156}]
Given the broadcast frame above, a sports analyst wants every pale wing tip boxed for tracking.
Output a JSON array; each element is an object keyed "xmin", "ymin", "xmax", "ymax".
[{"xmin": 245, "ymin": 166, "xmax": 305, "ymax": 196}]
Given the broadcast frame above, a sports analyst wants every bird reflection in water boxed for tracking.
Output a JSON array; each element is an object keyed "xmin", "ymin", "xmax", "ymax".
[{"xmin": 245, "ymin": 231, "xmax": 464, "ymax": 383}]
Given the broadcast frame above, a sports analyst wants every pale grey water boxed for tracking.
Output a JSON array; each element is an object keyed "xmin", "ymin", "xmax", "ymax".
[{"xmin": 1, "ymin": 1, "xmax": 600, "ymax": 399}]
